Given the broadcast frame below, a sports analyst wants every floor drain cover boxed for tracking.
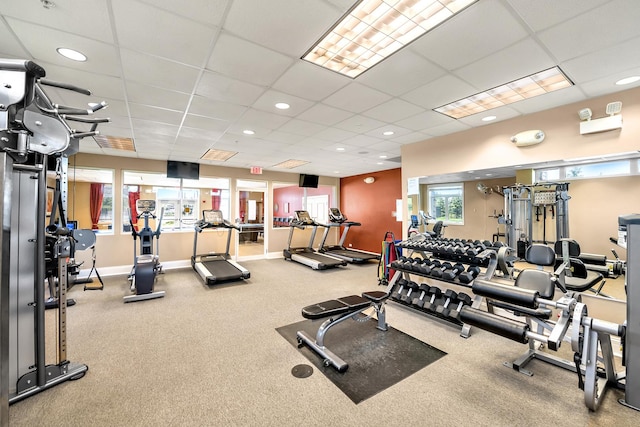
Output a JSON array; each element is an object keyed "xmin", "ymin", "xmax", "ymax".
[{"xmin": 291, "ymin": 364, "xmax": 313, "ymax": 378}]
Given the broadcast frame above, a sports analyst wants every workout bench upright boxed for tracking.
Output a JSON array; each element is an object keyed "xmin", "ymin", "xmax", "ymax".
[{"xmin": 296, "ymin": 291, "xmax": 389, "ymax": 372}]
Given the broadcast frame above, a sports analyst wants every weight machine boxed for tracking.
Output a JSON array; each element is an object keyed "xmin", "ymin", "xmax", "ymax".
[
  {"xmin": 503, "ymin": 182, "xmax": 570, "ymax": 258},
  {"xmin": 0, "ymin": 59, "xmax": 109, "ymax": 422}
]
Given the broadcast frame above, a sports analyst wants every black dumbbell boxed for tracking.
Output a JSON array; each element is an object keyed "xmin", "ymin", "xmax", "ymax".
[
  {"xmin": 411, "ymin": 283, "xmax": 431, "ymax": 306},
  {"xmin": 391, "ymin": 278, "xmax": 409, "ymax": 300},
  {"xmin": 430, "ymin": 261, "xmax": 452, "ymax": 278},
  {"xmin": 458, "ymin": 265, "xmax": 481, "ymax": 284},
  {"xmin": 421, "ymin": 286, "xmax": 442, "ymax": 310},
  {"xmin": 415, "ymin": 259, "xmax": 432, "ymax": 275},
  {"xmin": 400, "ymin": 281, "xmax": 420, "ymax": 304},
  {"xmin": 447, "ymin": 293, "xmax": 473, "ymax": 320},
  {"xmin": 442, "ymin": 262, "xmax": 465, "ymax": 280},
  {"xmin": 435, "ymin": 289, "xmax": 458, "ymax": 316}
]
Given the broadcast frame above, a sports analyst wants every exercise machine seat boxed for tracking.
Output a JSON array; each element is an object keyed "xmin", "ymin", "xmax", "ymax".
[{"xmin": 301, "ymin": 295, "xmax": 370, "ymax": 320}]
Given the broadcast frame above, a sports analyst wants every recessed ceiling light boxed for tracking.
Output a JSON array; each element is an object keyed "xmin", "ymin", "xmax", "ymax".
[
  {"xmin": 56, "ymin": 47, "xmax": 87, "ymax": 62},
  {"xmin": 334, "ymin": 171, "xmax": 340, "ymax": 174},
  {"xmin": 376, "ymin": 162, "xmax": 383, "ymax": 165},
  {"xmin": 382, "ymin": 131, "xmax": 394, "ymax": 136},
  {"xmin": 616, "ymin": 76, "xmax": 640, "ymax": 85},
  {"xmin": 243, "ymin": 129, "xmax": 255, "ymax": 135},
  {"xmin": 379, "ymin": 155, "xmax": 387, "ymax": 158},
  {"xmin": 275, "ymin": 102, "xmax": 290, "ymax": 110},
  {"xmin": 482, "ymin": 115, "xmax": 497, "ymax": 122},
  {"xmin": 336, "ymin": 147, "xmax": 345, "ymax": 151}
]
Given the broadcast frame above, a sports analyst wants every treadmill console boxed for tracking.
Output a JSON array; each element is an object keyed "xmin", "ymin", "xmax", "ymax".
[
  {"xmin": 136, "ymin": 199, "xmax": 156, "ymax": 214},
  {"xmin": 295, "ymin": 210, "xmax": 315, "ymax": 225},
  {"xmin": 203, "ymin": 210, "xmax": 224, "ymax": 226},
  {"xmin": 328, "ymin": 207, "xmax": 345, "ymax": 223}
]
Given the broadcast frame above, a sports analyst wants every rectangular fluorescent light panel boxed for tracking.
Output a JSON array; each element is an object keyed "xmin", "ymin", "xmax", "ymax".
[
  {"xmin": 273, "ymin": 159, "xmax": 310, "ymax": 169},
  {"xmin": 302, "ymin": 0, "xmax": 478, "ymax": 78},
  {"xmin": 435, "ymin": 67, "xmax": 574, "ymax": 119},
  {"xmin": 201, "ymin": 149, "xmax": 237, "ymax": 161},
  {"xmin": 93, "ymin": 135, "xmax": 136, "ymax": 151}
]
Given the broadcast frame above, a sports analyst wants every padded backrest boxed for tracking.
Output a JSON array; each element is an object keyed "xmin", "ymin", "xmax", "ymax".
[
  {"xmin": 525, "ymin": 244, "xmax": 555, "ymax": 266},
  {"xmin": 515, "ymin": 269, "xmax": 555, "ymax": 299},
  {"xmin": 432, "ymin": 221, "xmax": 443, "ymax": 236},
  {"xmin": 554, "ymin": 238, "xmax": 581, "ymax": 257}
]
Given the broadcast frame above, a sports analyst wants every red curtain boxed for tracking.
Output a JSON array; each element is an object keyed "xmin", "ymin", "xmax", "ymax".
[
  {"xmin": 89, "ymin": 183, "xmax": 104, "ymax": 230},
  {"xmin": 128, "ymin": 190, "xmax": 141, "ymax": 231},
  {"xmin": 239, "ymin": 191, "xmax": 248, "ymax": 222},
  {"xmin": 211, "ymin": 189, "xmax": 221, "ymax": 210}
]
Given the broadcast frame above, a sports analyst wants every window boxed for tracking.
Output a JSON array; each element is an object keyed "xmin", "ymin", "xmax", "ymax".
[
  {"xmin": 427, "ymin": 183, "xmax": 464, "ymax": 225},
  {"xmin": 272, "ymin": 183, "xmax": 336, "ymax": 228},
  {"xmin": 67, "ymin": 167, "xmax": 114, "ymax": 233},
  {"xmin": 122, "ymin": 171, "xmax": 230, "ymax": 232},
  {"xmin": 536, "ymin": 159, "xmax": 634, "ymax": 182}
]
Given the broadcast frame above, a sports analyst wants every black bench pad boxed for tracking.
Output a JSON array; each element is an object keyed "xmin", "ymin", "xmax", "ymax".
[
  {"xmin": 301, "ymin": 295, "xmax": 370, "ymax": 320},
  {"xmin": 362, "ymin": 291, "xmax": 388, "ymax": 303}
]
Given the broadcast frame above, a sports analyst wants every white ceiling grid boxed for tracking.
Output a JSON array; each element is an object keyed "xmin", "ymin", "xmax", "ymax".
[{"xmin": 0, "ymin": 0, "xmax": 639, "ymax": 177}]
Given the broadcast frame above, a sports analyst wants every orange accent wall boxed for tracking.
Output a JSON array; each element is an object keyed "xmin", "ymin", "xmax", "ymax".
[{"xmin": 340, "ymin": 168, "xmax": 402, "ymax": 253}]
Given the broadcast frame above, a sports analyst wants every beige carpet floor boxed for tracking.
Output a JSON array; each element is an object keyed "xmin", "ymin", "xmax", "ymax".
[{"xmin": 8, "ymin": 259, "xmax": 639, "ymax": 426}]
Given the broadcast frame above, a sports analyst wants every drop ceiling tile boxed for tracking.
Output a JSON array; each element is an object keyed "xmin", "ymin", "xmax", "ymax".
[
  {"xmin": 296, "ymin": 103, "xmax": 354, "ymax": 126},
  {"xmin": 396, "ymin": 110, "xmax": 453, "ymax": 132},
  {"xmin": 323, "ymin": 83, "xmax": 392, "ymax": 114},
  {"xmin": 207, "ymin": 33, "xmax": 295, "ymax": 86},
  {"xmin": 263, "ymin": 130, "xmax": 305, "ymax": 145},
  {"xmin": 561, "ymin": 36, "xmax": 640, "ymax": 84},
  {"xmin": 454, "ymin": 38, "xmax": 556, "ymax": 91},
  {"xmin": 457, "ymin": 106, "xmax": 521, "ymax": 127},
  {"xmin": 334, "ymin": 115, "xmax": 387, "ymax": 134},
  {"xmin": 182, "ymin": 114, "xmax": 230, "ymax": 132},
  {"xmin": 126, "ymin": 82, "xmax": 191, "ymax": 111},
  {"xmin": 138, "ymin": 0, "xmax": 230, "ymax": 26},
  {"xmin": 507, "ymin": 0, "xmax": 616, "ymax": 32},
  {"xmin": 277, "ymin": 118, "xmax": 327, "ymax": 137},
  {"xmin": 362, "ymin": 98, "xmax": 424, "ymax": 123},
  {"xmin": 358, "ymin": 49, "xmax": 446, "ymax": 96},
  {"xmin": 228, "ymin": 108, "xmax": 291, "ymax": 134},
  {"xmin": 224, "ymin": 0, "xmax": 338, "ymax": 56},
  {"xmin": 576, "ymin": 71, "xmax": 640, "ymax": 98},
  {"xmin": 120, "ymin": 50, "xmax": 200, "ymax": 93},
  {"xmin": 1, "ymin": 0, "xmax": 114, "ymax": 43},
  {"xmin": 365, "ymin": 125, "xmax": 413, "ymax": 139},
  {"xmin": 111, "ymin": 0, "xmax": 216, "ymax": 67},
  {"xmin": 251, "ymin": 90, "xmax": 315, "ymax": 117},
  {"xmin": 390, "ymin": 132, "xmax": 432, "ymax": 145},
  {"xmin": 177, "ymin": 126, "xmax": 226, "ymax": 142},
  {"xmin": 537, "ymin": 0, "xmax": 640, "ymax": 62},
  {"xmin": 129, "ymin": 103, "xmax": 184, "ymax": 126},
  {"xmin": 131, "ymin": 118, "xmax": 179, "ymax": 138},
  {"xmin": 409, "ymin": 0, "xmax": 529, "ymax": 70},
  {"xmin": 196, "ymin": 71, "xmax": 265, "ymax": 105},
  {"xmin": 0, "ymin": 20, "xmax": 30, "ymax": 58},
  {"xmin": 6, "ymin": 19, "xmax": 120, "ymax": 76},
  {"xmin": 188, "ymin": 96, "xmax": 248, "ymax": 121},
  {"xmin": 340, "ymin": 134, "xmax": 385, "ymax": 148},
  {"xmin": 312, "ymin": 127, "xmax": 358, "ymax": 143},
  {"xmin": 272, "ymin": 61, "xmax": 350, "ymax": 101},
  {"xmin": 401, "ymin": 75, "xmax": 477, "ymax": 110},
  {"xmin": 421, "ymin": 120, "xmax": 472, "ymax": 137}
]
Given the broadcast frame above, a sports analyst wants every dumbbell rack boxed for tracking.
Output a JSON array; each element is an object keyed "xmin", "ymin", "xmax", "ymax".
[{"xmin": 386, "ymin": 240, "xmax": 498, "ymax": 338}]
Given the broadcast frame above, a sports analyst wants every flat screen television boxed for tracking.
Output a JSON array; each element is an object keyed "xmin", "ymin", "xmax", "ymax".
[
  {"xmin": 298, "ymin": 174, "xmax": 319, "ymax": 188},
  {"xmin": 167, "ymin": 161, "xmax": 200, "ymax": 180}
]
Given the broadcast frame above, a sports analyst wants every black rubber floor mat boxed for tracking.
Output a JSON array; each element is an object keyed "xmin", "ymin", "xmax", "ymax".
[{"xmin": 277, "ymin": 318, "xmax": 446, "ymax": 404}]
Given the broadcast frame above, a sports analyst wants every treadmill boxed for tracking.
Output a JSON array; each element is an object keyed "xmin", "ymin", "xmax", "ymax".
[
  {"xmin": 283, "ymin": 210, "xmax": 346, "ymax": 270},
  {"xmin": 192, "ymin": 210, "xmax": 250, "ymax": 285},
  {"xmin": 318, "ymin": 208, "xmax": 380, "ymax": 263}
]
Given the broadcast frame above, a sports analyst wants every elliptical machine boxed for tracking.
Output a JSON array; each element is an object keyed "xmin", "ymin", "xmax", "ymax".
[{"xmin": 125, "ymin": 199, "xmax": 165, "ymax": 303}]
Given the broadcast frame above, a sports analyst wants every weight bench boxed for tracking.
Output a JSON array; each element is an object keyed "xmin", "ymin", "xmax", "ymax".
[{"xmin": 296, "ymin": 291, "xmax": 389, "ymax": 372}]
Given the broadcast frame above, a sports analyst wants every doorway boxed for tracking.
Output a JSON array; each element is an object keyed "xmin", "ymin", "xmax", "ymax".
[{"xmin": 236, "ymin": 180, "xmax": 267, "ymax": 260}]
